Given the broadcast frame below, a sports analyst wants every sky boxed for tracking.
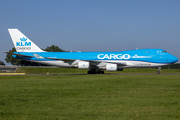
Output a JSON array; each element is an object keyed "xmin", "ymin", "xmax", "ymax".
[{"xmin": 0, "ymin": 0, "xmax": 180, "ymax": 64}]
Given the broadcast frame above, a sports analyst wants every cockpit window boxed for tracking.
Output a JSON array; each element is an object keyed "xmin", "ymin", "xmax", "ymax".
[{"xmin": 162, "ymin": 51, "xmax": 167, "ymax": 52}]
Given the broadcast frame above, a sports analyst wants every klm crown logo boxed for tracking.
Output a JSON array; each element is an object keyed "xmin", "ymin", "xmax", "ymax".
[
  {"xmin": 16, "ymin": 37, "xmax": 31, "ymax": 47},
  {"xmin": 20, "ymin": 37, "xmax": 27, "ymax": 41}
]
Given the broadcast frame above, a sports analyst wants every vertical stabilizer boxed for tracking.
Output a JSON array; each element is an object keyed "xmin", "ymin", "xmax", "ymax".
[{"xmin": 8, "ymin": 29, "xmax": 44, "ymax": 52}]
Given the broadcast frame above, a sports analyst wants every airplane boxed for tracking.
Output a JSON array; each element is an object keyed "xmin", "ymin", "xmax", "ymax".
[{"xmin": 5, "ymin": 29, "xmax": 178, "ymax": 74}]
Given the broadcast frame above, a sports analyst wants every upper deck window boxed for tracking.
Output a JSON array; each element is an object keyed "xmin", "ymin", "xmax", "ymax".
[{"xmin": 162, "ymin": 51, "xmax": 167, "ymax": 52}]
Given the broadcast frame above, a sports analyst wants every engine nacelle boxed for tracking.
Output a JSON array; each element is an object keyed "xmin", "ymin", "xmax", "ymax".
[
  {"xmin": 106, "ymin": 64, "xmax": 117, "ymax": 71},
  {"xmin": 106, "ymin": 64, "xmax": 123, "ymax": 71},
  {"xmin": 78, "ymin": 61, "xmax": 90, "ymax": 69}
]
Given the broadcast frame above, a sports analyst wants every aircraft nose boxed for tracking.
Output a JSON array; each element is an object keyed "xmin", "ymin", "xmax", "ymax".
[{"xmin": 167, "ymin": 54, "xmax": 178, "ymax": 63}]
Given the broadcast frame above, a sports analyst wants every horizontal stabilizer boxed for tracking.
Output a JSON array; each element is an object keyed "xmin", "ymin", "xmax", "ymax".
[{"xmin": 4, "ymin": 52, "xmax": 34, "ymax": 58}]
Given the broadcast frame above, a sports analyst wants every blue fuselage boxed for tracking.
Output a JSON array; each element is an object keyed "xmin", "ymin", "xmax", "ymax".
[{"xmin": 13, "ymin": 49, "xmax": 178, "ymax": 68}]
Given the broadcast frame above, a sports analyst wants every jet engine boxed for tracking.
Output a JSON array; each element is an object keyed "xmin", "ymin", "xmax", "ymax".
[
  {"xmin": 106, "ymin": 64, "xmax": 123, "ymax": 71},
  {"xmin": 78, "ymin": 61, "xmax": 90, "ymax": 69}
]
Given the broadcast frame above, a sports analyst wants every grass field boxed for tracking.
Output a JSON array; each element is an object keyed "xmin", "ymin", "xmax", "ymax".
[{"xmin": 0, "ymin": 74, "xmax": 180, "ymax": 120}]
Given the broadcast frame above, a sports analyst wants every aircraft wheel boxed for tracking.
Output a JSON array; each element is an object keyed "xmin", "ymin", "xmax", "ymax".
[
  {"xmin": 87, "ymin": 70, "xmax": 96, "ymax": 74},
  {"xmin": 157, "ymin": 70, "xmax": 161, "ymax": 74}
]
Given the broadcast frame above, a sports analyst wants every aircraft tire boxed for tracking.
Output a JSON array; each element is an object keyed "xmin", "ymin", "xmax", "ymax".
[
  {"xmin": 93, "ymin": 71, "xmax": 97, "ymax": 74},
  {"xmin": 97, "ymin": 71, "xmax": 101, "ymax": 74},
  {"xmin": 87, "ymin": 70, "xmax": 104, "ymax": 74},
  {"xmin": 157, "ymin": 70, "xmax": 161, "ymax": 74},
  {"xmin": 87, "ymin": 70, "xmax": 96, "ymax": 74}
]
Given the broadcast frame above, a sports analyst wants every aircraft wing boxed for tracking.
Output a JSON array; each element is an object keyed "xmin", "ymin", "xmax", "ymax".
[
  {"xmin": 45, "ymin": 57, "xmax": 127, "ymax": 66},
  {"xmin": 4, "ymin": 52, "xmax": 34, "ymax": 58},
  {"xmin": 97, "ymin": 61, "xmax": 127, "ymax": 66},
  {"xmin": 5, "ymin": 52, "xmax": 127, "ymax": 66},
  {"xmin": 44, "ymin": 57, "xmax": 76, "ymax": 64},
  {"xmin": 45, "ymin": 58, "xmax": 75, "ymax": 61}
]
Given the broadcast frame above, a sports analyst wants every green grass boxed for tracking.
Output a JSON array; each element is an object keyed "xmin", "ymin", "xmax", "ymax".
[
  {"xmin": 0, "ymin": 75, "xmax": 180, "ymax": 120},
  {"xmin": 16, "ymin": 67, "xmax": 88, "ymax": 74},
  {"xmin": 15, "ymin": 67, "xmax": 180, "ymax": 74}
]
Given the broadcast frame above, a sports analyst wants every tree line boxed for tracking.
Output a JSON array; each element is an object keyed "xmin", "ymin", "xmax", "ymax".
[
  {"xmin": 162, "ymin": 63, "xmax": 180, "ymax": 69},
  {"xmin": 0, "ymin": 61, "xmax": 5, "ymax": 65}
]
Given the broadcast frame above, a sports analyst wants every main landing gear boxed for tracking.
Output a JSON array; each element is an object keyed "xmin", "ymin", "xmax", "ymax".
[
  {"xmin": 87, "ymin": 70, "xmax": 104, "ymax": 74},
  {"xmin": 157, "ymin": 67, "xmax": 161, "ymax": 74}
]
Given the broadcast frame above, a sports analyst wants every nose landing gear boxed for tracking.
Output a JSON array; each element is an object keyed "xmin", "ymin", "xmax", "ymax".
[{"xmin": 157, "ymin": 67, "xmax": 161, "ymax": 74}]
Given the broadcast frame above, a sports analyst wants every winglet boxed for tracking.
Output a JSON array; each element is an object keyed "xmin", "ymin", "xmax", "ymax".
[{"xmin": 8, "ymin": 29, "xmax": 44, "ymax": 52}]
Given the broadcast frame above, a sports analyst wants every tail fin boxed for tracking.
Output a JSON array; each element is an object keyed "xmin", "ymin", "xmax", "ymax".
[{"xmin": 8, "ymin": 29, "xmax": 44, "ymax": 52}]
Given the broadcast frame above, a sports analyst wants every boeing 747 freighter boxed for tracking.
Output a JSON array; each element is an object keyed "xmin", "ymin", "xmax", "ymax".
[{"xmin": 5, "ymin": 29, "xmax": 178, "ymax": 74}]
